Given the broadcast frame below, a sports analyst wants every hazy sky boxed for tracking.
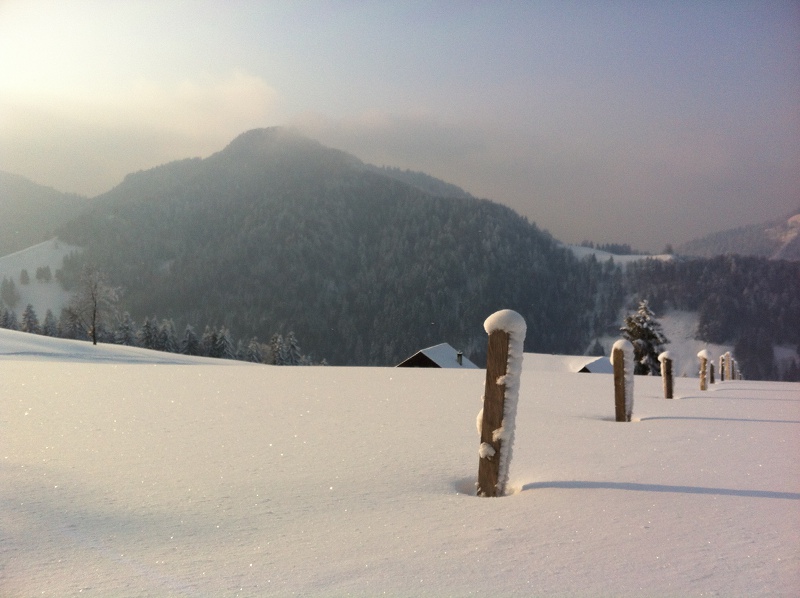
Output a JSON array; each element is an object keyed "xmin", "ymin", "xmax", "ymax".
[{"xmin": 1, "ymin": 1, "xmax": 798, "ymax": 250}]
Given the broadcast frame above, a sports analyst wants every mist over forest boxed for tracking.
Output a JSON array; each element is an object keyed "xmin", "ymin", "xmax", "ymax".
[{"xmin": 1, "ymin": 128, "xmax": 799, "ymax": 379}]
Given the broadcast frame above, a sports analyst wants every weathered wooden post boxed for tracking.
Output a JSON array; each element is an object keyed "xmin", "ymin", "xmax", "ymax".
[
  {"xmin": 719, "ymin": 355, "xmax": 725, "ymax": 382},
  {"xmin": 611, "ymin": 339, "xmax": 634, "ymax": 422},
  {"xmin": 659, "ymin": 351, "xmax": 673, "ymax": 399},
  {"xmin": 698, "ymin": 349, "xmax": 710, "ymax": 391},
  {"xmin": 709, "ymin": 361, "xmax": 715, "ymax": 384},
  {"xmin": 477, "ymin": 309, "xmax": 526, "ymax": 497},
  {"xmin": 724, "ymin": 351, "xmax": 732, "ymax": 381}
]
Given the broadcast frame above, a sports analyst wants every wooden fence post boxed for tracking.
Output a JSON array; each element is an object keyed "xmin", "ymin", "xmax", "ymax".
[
  {"xmin": 698, "ymin": 349, "xmax": 710, "ymax": 391},
  {"xmin": 659, "ymin": 351, "xmax": 673, "ymax": 399},
  {"xmin": 719, "ymin": 355, "xmax": 725, "ymax": 382},
  {"xmin": 611, "ymin": 339, "xmax": 634, "ymax": 422},
  {"xmin": 477, "ymin": 310, "xmax": 526, "ymax": 497},
  {"xmin": 709, "ymin": 361, "xmax": 715, "ymax": 384},
  {"xmin": 724, "ymin": 352, "xmax": 732, "ymax": 381}
]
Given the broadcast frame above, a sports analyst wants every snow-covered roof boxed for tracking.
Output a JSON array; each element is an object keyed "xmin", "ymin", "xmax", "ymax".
[
  {"xmin": 397, "ymin": 342, "xmax": 478, "ymax": 369},
  {"xmin": 521, "ymin": 352, "xmax": 613, "ymax": 374}
]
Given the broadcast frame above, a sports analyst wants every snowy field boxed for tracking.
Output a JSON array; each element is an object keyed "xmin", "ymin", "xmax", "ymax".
[{"xmin": 1, "ymin": 329, "xmax": 798, "ymax": 597}]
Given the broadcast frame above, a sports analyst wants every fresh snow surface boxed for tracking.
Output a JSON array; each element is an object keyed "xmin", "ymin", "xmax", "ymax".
[{"xmin": 2, "ymin": 329, "xmax": 799, "ymax": 597}]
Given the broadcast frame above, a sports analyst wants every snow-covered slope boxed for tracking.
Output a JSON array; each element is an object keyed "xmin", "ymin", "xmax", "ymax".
[
  {"xmin": 567, "ymin": 244, "xmax": 675, "ymax": 266},
  {"xmin": 0, "ymin": 238, "xmax": 80, "ymax": 316},
  {"xmin": 1, "ymin": 329, "xmax": 797, "ymax": 596}
]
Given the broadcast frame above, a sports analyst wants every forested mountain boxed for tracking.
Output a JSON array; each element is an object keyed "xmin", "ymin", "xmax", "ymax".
[
  {"xmin": 39, "ymin": 128, "xmax": 800, "ymax": 377},
  {"xmin": 364, "ymin": 165, "xmax": 474, "ymax": 200},
  {"xmin": 0, "ymin": 171, "xmax": 86, "ymax": 255},
  {"xmin": 678, "ymin": 210, "xmax": 800, "ymax": 261},
  {"xmin": 56, "ymin": 128, "xmax": 621, "ymax": 366},
  {"xmin": 625, "ymin": 255, "xmax": 800, "ymax": 380}
]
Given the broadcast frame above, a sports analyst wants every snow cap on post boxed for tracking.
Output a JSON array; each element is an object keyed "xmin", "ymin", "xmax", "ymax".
[
  {"xmin": 658, "ymin": 351, "xmax": 672, "ymax": 363},
  {"xmin": 610, "ymin": 339, "xmax": 634, "ymax": 365},
  {"xmin": 484, "ymin": 309, "xmax": 527, "ymax": 337},
  {"xmin": 697, "ymin": 349, "xmax": 711, "ymax": 360}
]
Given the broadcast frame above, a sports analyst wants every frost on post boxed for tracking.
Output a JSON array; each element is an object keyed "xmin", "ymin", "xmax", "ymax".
[
  {"xmin": 697, "ymin": 349, "xmax": 711, "ymax": 391},
  {"xmin": 658, "ymin": 351, "xmax": 673, "ymax": 399},
  {"xmin": 477, "ymin": 309, "xmax": 526, "ymax": 497},
  {"xmin": 611, "ymin": 339, "xmax": 634, "ymax": 422}
]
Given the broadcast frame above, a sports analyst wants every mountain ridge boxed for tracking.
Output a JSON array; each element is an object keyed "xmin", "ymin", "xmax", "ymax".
[
  {"xmin": 678, "ymin": 209, "xmax": 800, "ymax": 261},
  {"xmin": 0, "ymin": 171, "xmax": 87, "ymax": 255},
  {"xmin": 54, "ymin": 127, "xmax": 615, "ymax": 365}
]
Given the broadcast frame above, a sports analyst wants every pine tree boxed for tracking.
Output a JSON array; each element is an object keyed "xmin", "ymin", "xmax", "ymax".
[
  {"xmin": 246, "ymin": 337, "xmax": 264, "ymax": 363},
  {"xmin": 58, "ymin": 308, "xmax": 85, "ymax": 339},
  {"xmin": 285, "ymin": 331, "xmax": 304, "ymax": 365},
  {"xmin": 620, "ymin": 299, "xmax": 669, "ymax": 375},
  {"xmin": 115, "ymin": 312, "xmax": 138, "ymax": 346},
  {"xmin": 158, "ymin": 319, "xmax": 178, "ymax": 353},
  {"xmin": 1, "ymin": 277, "xmax": 20, "ymax": 309},
  {"xmin": 42, "ymin": 310, "xmax": 58, "ymax": 337},
  {"xmin": 180, "ymin": 325, "xmax": 202, "ymax": 356},
  {"xmin": 214, "ymin": 327, "xmax": 236, "ymax": 359},
  {"xmin": 5, "ymin": 310, "xmax": 19, "ymax": 330},
  {"xmin": 201, "ymin": 326, "xmax": 219, "ymax": 357},
  {"xmin": 269, "ymin": 333, "xmax": 285, "ymax": 365},
  {"xmin": 137, "ymin": 317, "xmax": 158, "ymax": 350},
  {"xmin": 21, "ymin": 304, "xmax": 40, "ymax": 334}
]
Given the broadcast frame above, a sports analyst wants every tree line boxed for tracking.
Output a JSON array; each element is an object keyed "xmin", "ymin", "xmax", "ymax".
[{"xmin": 0, "ymin": 302, "xmax": 319, "ymax": 366}]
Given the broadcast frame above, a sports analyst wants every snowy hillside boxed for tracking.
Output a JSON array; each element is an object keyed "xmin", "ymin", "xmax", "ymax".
[
  {"xmin": 2, "ymin": 329, "xmax": 797, "ymax": 596},
  {"xmin": 566, "ymin": 244, "xmax": 675, "ymax": 266},
  {"xmin": 0, "ymin": 238, "xmax": 80, "ymax": 317}
]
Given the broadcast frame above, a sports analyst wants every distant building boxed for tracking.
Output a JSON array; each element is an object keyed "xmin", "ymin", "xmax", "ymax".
[
  {"xmin": 521, "ymin": 353, "xmax": 613, "ymax": 374},
  {"xmin": 397, "ymin": 343, "xmax": 479, "ymax": 369}
]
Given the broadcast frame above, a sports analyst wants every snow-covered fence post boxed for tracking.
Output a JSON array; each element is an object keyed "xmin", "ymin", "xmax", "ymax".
[
  {"xmin": 477, "ymin": 309, "xmax": 526, "ymax": 497},
  {"xmin": 659, "ymin": 351, "xmax": 673, "ymax": 399},
  {"xmin": 709, "ymin": 361, "xmax": 715, "ymax": 384},
  {"xmin": 724, "ymin": 351, "xmax": 732, "ymax": 381},
  {"xmin": 611, "ymin": 339, "xmax": 634, "ymax": 422},
  {"xmin": 698, "ymin": 350, "xmax": 710, "ymax": 391}
]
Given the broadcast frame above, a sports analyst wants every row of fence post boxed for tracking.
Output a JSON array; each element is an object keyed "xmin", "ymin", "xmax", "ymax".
[{"xmin": 477, "ymin": 310, "xmax": 742, "ymax": 497}]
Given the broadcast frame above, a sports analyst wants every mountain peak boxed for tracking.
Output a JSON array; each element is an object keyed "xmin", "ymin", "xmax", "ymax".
[{"xmin": 214, "ymin": 127, "xmax": 363, "ymax": 171}]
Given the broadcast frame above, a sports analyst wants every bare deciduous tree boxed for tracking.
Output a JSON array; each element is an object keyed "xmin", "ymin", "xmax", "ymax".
[{"xmin": 66, "ymin": 267, "xmax": 120, "ymax": 345}]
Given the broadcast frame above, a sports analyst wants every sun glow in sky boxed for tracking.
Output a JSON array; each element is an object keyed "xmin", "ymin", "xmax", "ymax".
[{"xmin": 1, "ymin": 0, "xmax": 798, "ymax": 250}]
